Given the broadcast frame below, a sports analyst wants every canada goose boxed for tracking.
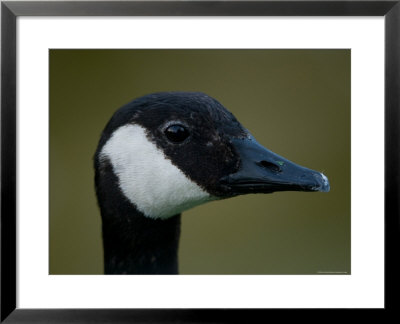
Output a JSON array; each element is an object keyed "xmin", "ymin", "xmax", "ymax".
[{"xmin": 94, "ymin": 92, "xmax": 330, "ymax": 274}]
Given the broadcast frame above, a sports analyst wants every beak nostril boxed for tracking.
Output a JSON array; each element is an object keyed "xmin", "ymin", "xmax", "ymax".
[{"xmin": 258, "ymin": 160, "xmax": 282, "ymax": 173}]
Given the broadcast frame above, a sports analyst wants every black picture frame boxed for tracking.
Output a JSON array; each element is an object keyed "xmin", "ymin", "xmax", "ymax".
[{"xmin": 1, "ymin": 0, "xmax": 399, "ymax": 322}]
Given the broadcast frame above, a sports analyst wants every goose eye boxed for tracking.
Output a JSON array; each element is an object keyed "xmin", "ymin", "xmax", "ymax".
[{"xmin": 164, "ymin": 124, "xmax": 190, "ymax": 143}]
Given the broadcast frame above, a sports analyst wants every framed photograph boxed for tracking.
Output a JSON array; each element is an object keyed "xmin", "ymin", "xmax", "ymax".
[{"xmin": 1, "ymin": 0, "xmax": 398, "ymax": 321}]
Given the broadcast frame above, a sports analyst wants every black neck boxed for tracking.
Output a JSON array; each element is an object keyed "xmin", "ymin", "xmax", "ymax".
[
  {"xmin": 95, "ymin": 159, "xmax": 181, "ymax": 275},
  {"xmin": 102, "ymin": 212, "xmax": 181, "ymax": 275}
]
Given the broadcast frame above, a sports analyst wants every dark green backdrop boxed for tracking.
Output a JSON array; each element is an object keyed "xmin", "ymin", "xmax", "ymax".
[{"xmin": 50, "ymin": 49, "xmax": 350, "ymax": 274}]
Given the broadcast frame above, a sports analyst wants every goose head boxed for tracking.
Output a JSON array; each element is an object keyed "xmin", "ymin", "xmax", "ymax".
[{"xmin": 95, "ymin": 92, "xmax": 329, "ymax": 221}]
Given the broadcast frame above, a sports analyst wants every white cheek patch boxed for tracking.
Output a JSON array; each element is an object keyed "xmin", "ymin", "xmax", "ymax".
[{"xmin": 100, "ymin": 124, "xmax": 211, "ymax": 219}]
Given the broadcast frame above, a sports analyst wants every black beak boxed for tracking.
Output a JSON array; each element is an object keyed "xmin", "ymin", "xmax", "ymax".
[{"xmin": 220, "ymin": 137, "xmax": 330, "ymax": 195}]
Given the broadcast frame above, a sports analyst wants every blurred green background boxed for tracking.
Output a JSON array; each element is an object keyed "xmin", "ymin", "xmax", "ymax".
[{"xmin": 50, "ymin": 49, "xmax": 350, "ymax": 275}]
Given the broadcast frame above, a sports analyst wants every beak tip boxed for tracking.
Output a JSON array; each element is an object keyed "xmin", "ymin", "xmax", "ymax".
[{"xmin": 317, "ymin": 173, "xmax": 330, "ymax": 192}]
